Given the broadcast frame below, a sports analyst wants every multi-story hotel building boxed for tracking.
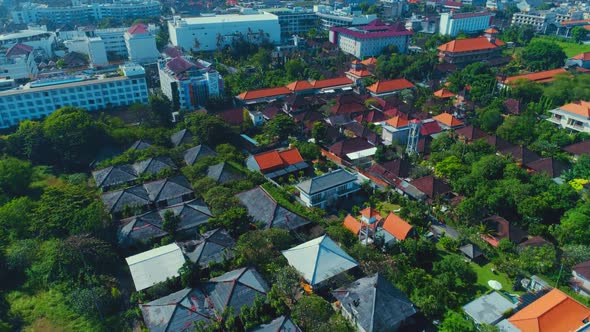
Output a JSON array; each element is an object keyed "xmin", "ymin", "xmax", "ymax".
[
  {"xmin": 0, "ymin": 63, "xmax": 148, "ymax": 128},
  {"xmin": 439, "ymin": 11, "xmax": 494, "ymax": 37},
  {"xmin": 329, "ymin": 20, "xmax": 412, "ymax": 58}
]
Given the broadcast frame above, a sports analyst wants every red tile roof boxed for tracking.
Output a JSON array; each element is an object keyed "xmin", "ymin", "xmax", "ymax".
[
  {"xmin": 346, "ymin": 69, "xmax": 373, "ymax": 78},
  {"xmin": 360, "ymin": 207, "xmax": 382, "ymax": 221},
  {"xmin": 420, "ymin": 121, "xmax": 442, "ymax": 136},
  {"xmin": 560, "ymin": 100, "xmax": 590, "ymax": 118},
  {"xmin": 508, "ymin": 288, "xmax": 590, "ymax": 332},
  {"xmin": 574, "ymin": 260, "xmax": 590, "ymax": 281},
  {"xmin": 382, "ymin": 213, "xmax": 414, "ymax": 240},
  {"xmin": 433, "ymin": 88, "xmax": 456, "ymax": 98},
  {"xmin": 218, "ymin": 108, "xmax": 244, "ymax": 126},
  {"xmin": 411, "ymin": 175, "xmax": 451, "ymax": 198},
  {"xmin": 572, "ymin": 52, "xmax": 590, "ymax": 61},
  {"xmin": 433, "ymin": 113, "xmax": 463, "ymax": 127},
  {"xmin": 437, "ymin": 36, "xmax": 504, "ymax": 53},
  {"xmin": 455, "ymin": 125, "xmax": 488, "ymax": 141},
  {"xmin": 343, "ymin": 215, "xmax": 362, "ymax": 235},
  {"xmin": 484, "ymin": 28, "xmax": 499, "ymax": 34},
  {"xmin": 563, "ymin": 140, "xmax": 590, "ymax": 156},
  {"xmin": 367, "ymin": 78, "xmax": 415, "ymax": 94},
  {"xmin": 361, "ymin": 57, "xmax": 378, "ymax": 66},
  {"xmin": 503, "ymin": 98, "xmax": 521, "ymax": 114},
  {"xmin": 385, "ymin": 116, "xmax": 409, "ymax": 128},
  {"xmin": 166, "ymin": 57, "xmax": 195, "ymax": 75},
  {"xmin": 237, "ymin": 86, "xmax": 292, "ymax": 101},
  {"xmin": 253, "ymin": 148, "xmax": 304, "ymax": 173},
  {"xmin": 127, "ymin": 23, "xmax": 149, "ymax": 35},
  {"xmin": 500, "ymin": 145, "xmax": 542, "ymax": 165},
  {"xmin": 286, "ymin": 80, "xmax": 314, "ymax": 91},
  {"xmin": 6, "ymin": 43, "xmax": 33, "ymax": 57},
  {"xmin": 482, "ymin": 215, "xmax": 527, "ymax": 247},
  {"xmin": 310, "ymin": 77, "xmax": 353, "ymax": 89},
  {"xmin": 526, "ymin": 157, "xmax": 569, "ymax": 178},
  {"xmin": 503, "ymin": 68, "xmax": 569, "ymax": 84}
]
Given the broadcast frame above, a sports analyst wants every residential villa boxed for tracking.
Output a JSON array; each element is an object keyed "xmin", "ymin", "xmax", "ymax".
[
  {"xmin": 437, "ymin": 35, "xmax": 505, "ymax": 65},
  {"xmin": 547, "ymin": 100, "xmax": 590, "ymax": 133},
  {"xmin": 366, "ymin": 78, "xmax": 415, "ymax": 97},
  {"xmin": 571, "ymin": 260, "xmax": 590, "ymax": 297},
  {"xmin": 295, "ymin": 169, "xmax": 360, "ymax": 209}
]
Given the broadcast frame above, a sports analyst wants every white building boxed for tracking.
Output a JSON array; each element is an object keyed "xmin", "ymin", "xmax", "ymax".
[
  {"xmin": 439, "ymin": 11, "xmax": 494, "ymax": 37},
  {"xmin": 261, "ymin": 8, "xmax": 318, "ymax": 41},
  {"xmin": 124, "ymin": 24, "xmax": 160, "ymax": 64},
  {"xmin": 295, "ymin": 169, "xmax": 360, "ymax": 209},
  {"xmin": 0, "ymin": 28, "xmax": 55, "ymax": 55},
  {"xmin": 12, "ymin": 0, "xmax": 161, "ymax": 25},
  {"xmin": 168, "ymin": 13, "xmax": 281, "ymax": 52},
  {"xmin": 314, "ymin": 5, "xmax": 378, "ymax": 30},
  {"xmin": 0, "ymin": 63, "xmax": 148, "ymax": 128},
  {"xmin": 62, "ymin": 24, "xmax": 159, "ymax": 66},
  {"xmin": 511, "ymin": 11, "xmax": 556, "ymax": 32},
  {"xmin": 547, "ymin": 100, "xmax": 590, "ymax": 133},
  {"xmin": 0, "ymin": 44, "xmax": 38, "ymax": 80},
  {"xmin": 159, "ymin": 56, "xmax": 222, "ymax": 111},
  {"xmin": 125, "ymin": 243, "xmax": 186, "ymax": 292},
  {"xmin": 329, "ymin": 20, "xmax": 412, "ymax": 58}
]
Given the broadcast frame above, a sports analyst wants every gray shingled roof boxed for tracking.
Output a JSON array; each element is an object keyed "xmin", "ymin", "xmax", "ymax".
[
  {"xmin": 179, "ymin": 228, "xmax": 235, "ymax": 268},
  {"xmin": 249, "ymin": 316, "xmax": 301, "ymax": 332},
  {"xmin": 101, "ymin": 185, "xmax": 150, "ymax": 214},
  {"xmin": 128, "ymin": 140, "xmax": 152, "ymax": 151},
  {"xmin": 332, "ymin": 274, "xmax": 416, "ymax": 332},
  {"xmin": 460, "ymin": 243, "xmax": 484, "ymax": 260},
  {"xmin": 235, "ymin": 187, "xmax": 311, "ymax": 230},
  {"xmin": 207, "ymin": 162, "xmax": 243, "ymax": 184},
  {"xmin": 171, "ymin": 129, "xmax": 194, "ymax": 147},
  {"xmin": 144, "ymin": 175, "xmax": 193, "ymax": 203},
  {"xmin": 184, "ymin": 145, "xmax": 217, "ymax": 166},
  {"xmin": 133, "ymin": 156, "xmax": 177, "ymax": 176},
  {"xmin": 140, "ymin": 288, "xmax": 214, "ymax": 331},
  {"xmin": 203, "ymin": 267, "xmax": 269, "ymax": 316},
  {"xmin": 92, "ymin": 164, "xmax": 138, "ymax": 190},
  {"xmin": 117, "ymin": 199, "xmax": 213, "ymax": 247},
  {"xmin": 296, "ymin": 169, "xmax": 357, "ymax": 195}
]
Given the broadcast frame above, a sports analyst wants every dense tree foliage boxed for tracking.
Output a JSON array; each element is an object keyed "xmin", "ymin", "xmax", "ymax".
[{"xmin": 521, "ymin": 40, "xmax": 566, "ymax": 71}]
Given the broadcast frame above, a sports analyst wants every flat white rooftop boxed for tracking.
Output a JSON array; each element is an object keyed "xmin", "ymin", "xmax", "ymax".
[{"xmin": 179, "ymin": 13, "xmax": 278, "ymax": 25}]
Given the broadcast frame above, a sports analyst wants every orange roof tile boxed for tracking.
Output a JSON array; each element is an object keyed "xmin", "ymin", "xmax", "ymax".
[
  {"xmin": 343, "ymin": 215, "xmax": 362, "ymax": 235},
  {"xmin": 484, "ymin": 28, "xmax": 499, "ymax": 34},
  {"xmin": 367, "ymin": 78, "xmax": 415, "ymax": 94},
  {"xmin": 504, "ymin": 68, "xmax": 569, "ymax": 84},
  {"xmin": 310, "ymin": 77, "xmax": 353, "ymax": 89},
  {"xmin": 237, "ymin": 86, "xmax": 292, "ymax": 100},
  {"xmin": 572, "ymin": 52, "xmax": 590, "ymax": 61},
  {"xmin": 385, "ymin": 116, "xmax": 409, "ymax": 128},
  {"xmin": 253, "ymin": 148, "xmax": 304, "ymax": 173},
  {"xmin": 433, "ymin": 113, "xmax": 463, "ymax": 127},
  {"xmin": 433, "ymin": 88, "xmax": 456, "ymax": 98},
  {"xmin": 437, "ymin": 36, "xmax": 504, "ymax": 53},
  {"xmin": 508, "ymin": 289, "xmax": 590, "ymax": 332},
  {"xmin": 361, "ymin": 57, "xmax": 378, "ymax": 66},
  {"xmin": 382, "ymin": 213, "xmax": 414, "ymax": 240},
  {"xmin": 360, "ymin": 207, "xmax": 382, "ymax": 221},
  {"xmin": 278, "ymin": 148, "xmax": 304, "ymax": 165},
  {"xmin": 352, "ymin": 60, "xmax": 362, "ymax": 65},
  {"xmin": 346, "ymin": 69, "xmax": 373, "ymax": 78},
  {"xmin": 560, "ymin": 101, "xmax": 590, "ymax": 118},
  {"xmin": 286, "ymin": 80, "xmax": 314, "ymax": 91}
]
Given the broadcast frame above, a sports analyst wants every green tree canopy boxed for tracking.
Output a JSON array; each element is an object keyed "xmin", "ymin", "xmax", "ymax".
[{"xmin": 521, "ymin": 40, "xmax": 566, "ymax": 71}]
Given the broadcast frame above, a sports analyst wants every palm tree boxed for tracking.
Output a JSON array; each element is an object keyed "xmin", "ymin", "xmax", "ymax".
[{"xmin": 478, "ymin": 222, "xmax": 497, "ymax": 238}]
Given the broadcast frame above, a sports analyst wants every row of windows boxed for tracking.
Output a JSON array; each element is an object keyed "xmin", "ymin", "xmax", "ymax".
[{"xmin": 0, "ymin": 91, "xmax": 148, "ymax": 109}]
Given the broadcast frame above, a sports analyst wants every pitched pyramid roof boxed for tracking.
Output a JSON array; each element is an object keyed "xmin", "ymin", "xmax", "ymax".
[
  {"xmin": 433, "ymin": 112, "xmax": 463, "ymax": 127},
  {"xmin": 127, "ymin": 23, "xmax": 149, "ymax": 35},
  {"xmin": 508, "ymin": 288, "xmax": 590, "ymax": 332},
  {"xmin": 433, "ymin": 88, "xmax": 456, "ymax": 98},
  {"xmin": 560, "ymin": 100, "xmax": 590, "ymax": 118},
  {"xmin": 204, "ymin": 267, "xmax": 269, "ymax": 314},
  {"xmin": 385, "ymin": 116, "xmax": 409, "ymax": 128},
  {"xmin": 332, "ymin": 274, "xmax": 416, "ymax": 332},
  {"xmin": 282, "ymin": 235, "xmax": 358, "ymax": 286},
  {"xmin": 140, "ymin": 288, "xmax": 213, "ymax": 331}
]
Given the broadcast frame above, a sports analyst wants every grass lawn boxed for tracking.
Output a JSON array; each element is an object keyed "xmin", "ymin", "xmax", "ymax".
[
  {"xmin": 533, "ymin": 36, "xmax": 590, "ymax": 57},
  {"xmin": 376, "ymin": 201, "xmax": 401, "ymax": 216},
  {"xmin": 470, "ymin": 262, "xmax": 524, "ymax": 296}
]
